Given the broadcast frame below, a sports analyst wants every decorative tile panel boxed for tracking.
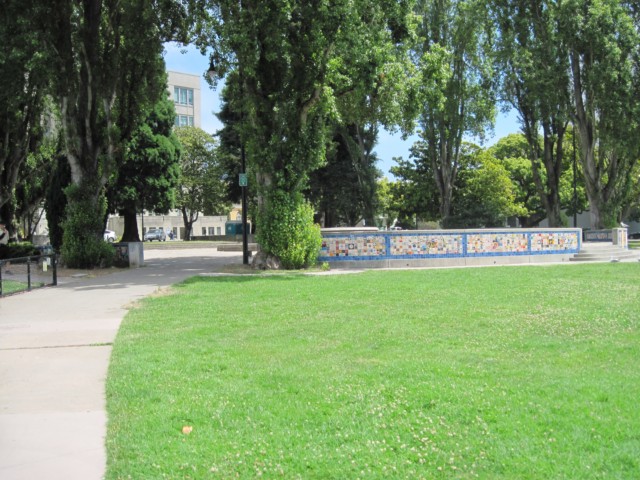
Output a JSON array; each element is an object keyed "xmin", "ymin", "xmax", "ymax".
[
  {"xmin": 530, "ymin": 232, "xmax": 580, "ymax": 252},
  {"xmin": 389, "ymin": 234, "xmax": 463, "ymax": 257},
  {"xmin": 466, "ymin": 233, "xmax": 529, "ymax": 255},
  {"xmin": 320, "ymin": 235, "xmax": 386, "ymax": 258}
]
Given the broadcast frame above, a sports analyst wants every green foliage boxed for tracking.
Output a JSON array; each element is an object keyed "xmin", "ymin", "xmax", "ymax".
[
  {"xmin": 559, "ymin": 0, "xmax": 640, "ymax": 228},
  {"xmin": 174, "ymin": 127, "xmax": 230, "ymax": 239},
  {"xmin": 61, "ymin": 184, "xmax": 114, "ymax": 269},
  {"xmin": 490, "ymin": 134, "xmax": 546, "ymax": 227},
  {"xmin": 0, "ymin": 242, "xmax": 40, "ymax": 260},
  {"xmin": 257, "ymin": 191, "xmax": 322, "ymax": 269},
  {"xmin": 413, "ymin": 0, "xmax": 497, "ymax": 222},
  {"xmin": 199, "ymin": 1, "xmax": 416, "ymax": 253},
  {"xmin": 0, "ymin": 0, "xmax": 52, "ymax": 215},
  {"xmin": 308, "ymin": 125, "xmax": 381, "ymax": 227},
  {"xmin": 492, "ymin": 0, "xmax": 572, "ymax": 227},
  {"xmin": 44, "ymin": 154, "xmax": 71, "ymax": 251},
  {"xmin": 109, "ymin": 94, "xmax": 181, "ymax": 241},
  {"xmin": 388, "ymin": 141, "xmax": 449, "ymax": 227},
  {"xmin": 447, "ymin": 145, "xmax": 525, "ymax": 228}
]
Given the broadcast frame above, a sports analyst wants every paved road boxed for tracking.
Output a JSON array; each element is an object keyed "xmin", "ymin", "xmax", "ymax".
[{"xmin": 0, "ymin": 248, "xmax": 241, "ymax": 480}]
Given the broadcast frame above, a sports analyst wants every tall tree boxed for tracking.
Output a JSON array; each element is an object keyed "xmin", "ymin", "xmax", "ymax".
[
  {"xmin": 308, "ymin": 125, "xmax": 381, "ymax": 227},
  {"xmin": 489, "ymin": 133, "xmax": 545, "ymax": 227},
  {"xmin": 0, "ymin": 1, "xmax": 53, "ymax": 236},
  {"xmin": 414, "ymin": 0, "xmax": 496, "ymax": 226},
  {"xmin": 492, "ymin": 0, "xmax": 571, "ymax": 227},
  {"xmin": 198, "ymin": 0, "xmax": 416, "ymax": 267},
  {"xmin": 389, "ymin": 143, "xmax": 442, "ymax": 227},
  {"xmin": 108, "ymin": 95, "xmax": 181, "ymax": 242},
  {"xmin": 173, "ymin": 127, "xmax": 229, "ymax": 240},
  {"xmin": 447, "ymin": 143, "xmax": 524, "ymax": 228},
  {"xmin": 560, "ymin": 0, "xmax": 640, "ymax": 228},
  {"xmin": 44, "ymin": 0, "xmax": 189, "ymax": 266}
]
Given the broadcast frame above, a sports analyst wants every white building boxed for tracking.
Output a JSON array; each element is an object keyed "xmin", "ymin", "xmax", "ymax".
[{"xmin": 167, "ymin": 71, "xmax": 202, "ymax": 128}]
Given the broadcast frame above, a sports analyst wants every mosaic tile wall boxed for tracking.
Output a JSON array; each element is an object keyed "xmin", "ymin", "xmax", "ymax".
[
  {"xmin": 320, "ymin": 235, "xmax": 386, "ymax": 258},
  {"xmin": 319, "ymin": 229, "xmax": 581, "ymax": 261}
]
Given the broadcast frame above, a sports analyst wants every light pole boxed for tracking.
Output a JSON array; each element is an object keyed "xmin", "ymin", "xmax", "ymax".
[
  {"xmin": 208, "ymin": 60, "xmax": 249, "ymax": 264},
  {"xmin": 572, "ymin": 125, "xmax": 577, "ymax": 228}
]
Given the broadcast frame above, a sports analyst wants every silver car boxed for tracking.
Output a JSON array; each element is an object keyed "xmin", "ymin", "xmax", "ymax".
[{"xmin": 144, "ymin": 228, "xmax": 167, "ymax": 242}]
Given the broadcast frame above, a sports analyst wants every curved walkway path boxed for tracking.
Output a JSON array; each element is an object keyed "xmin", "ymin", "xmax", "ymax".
[{"xmin": 0, "ymin": 248, "xmax": 240, "ymax": 480}]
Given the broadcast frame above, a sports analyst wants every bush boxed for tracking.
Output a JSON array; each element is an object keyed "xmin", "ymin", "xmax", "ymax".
[
  {"xmin": 257, "ymin": 190, "xmax": 322, "ymax": 269},
  {"xmin": 0, "ymin": 242, "xmax": 40, "ymax": 260},
  {"xmin": 60, "ymin": 184, "xmax": 115, "ymax": 268}
]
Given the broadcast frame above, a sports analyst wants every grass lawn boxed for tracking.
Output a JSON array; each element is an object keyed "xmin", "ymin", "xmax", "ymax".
[
  {"xmin": 1, "ymin": 279, "xmax": 30, "ymax": 295},
  {"xmin": 106, "ymin": 264, "xmax": 640, "ymax": 479}
]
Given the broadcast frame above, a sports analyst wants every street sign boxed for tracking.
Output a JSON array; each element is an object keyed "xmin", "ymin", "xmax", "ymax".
[{"xmin": 239, "ymin": 173, "xmax": 248, "ymax": 187}]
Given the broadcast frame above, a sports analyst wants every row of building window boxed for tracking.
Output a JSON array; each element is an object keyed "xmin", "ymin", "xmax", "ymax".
[
  {"xmin": 174, "ymin": 86, "xmax": 194, "ymax": 106},
  {"xmin": 174, "ymin": 115, "xmax": 194, "ymax": 127},
  {"xmin": 203, "ymin": 227, "xmax": 223, "ymax": 236}
]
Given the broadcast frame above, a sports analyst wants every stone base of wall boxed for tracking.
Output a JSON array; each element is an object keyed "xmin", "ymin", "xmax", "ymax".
[{"xmin": 327, "ymin": 253, "xmax": 575, "ymax": 269}]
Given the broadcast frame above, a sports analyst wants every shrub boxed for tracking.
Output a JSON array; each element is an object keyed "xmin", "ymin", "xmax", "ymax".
[
  {"xmin": 257, "ymin": 190, "xmax": 322, "ymax": 269},
  {"xmin": 0, "ymin": 242, "xmax": 40, "ymax": 260},
  {"xmin": 60, "ymin": 184, "xmax": 115, "ymax": 268}
]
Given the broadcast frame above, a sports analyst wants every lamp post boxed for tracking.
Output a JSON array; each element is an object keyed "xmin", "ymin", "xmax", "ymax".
[
  {"xmin": 208, "ymin": 60, "xmax": 249, "ymax": 264},
  {"xmin": 572, "ymin": 125, "xmax": 577, "ymax": 228}
]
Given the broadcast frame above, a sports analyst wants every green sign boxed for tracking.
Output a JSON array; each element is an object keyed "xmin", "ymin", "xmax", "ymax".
[{"xmin": 239, "ymin": 173, "xmax": 248, "ymax": 187}]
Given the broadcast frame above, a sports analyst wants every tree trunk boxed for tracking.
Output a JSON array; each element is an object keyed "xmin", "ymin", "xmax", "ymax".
[
  {"xmin": 121, "ymin": 205, "xmax": 141, "ymax": 242},
  {"xmin": 181, "ymin": 207, "xmax": 197, "ymax": 240}
]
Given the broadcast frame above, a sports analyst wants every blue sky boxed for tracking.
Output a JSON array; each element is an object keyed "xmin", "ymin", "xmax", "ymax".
[{"xmin": 163, "ymin": 43, "xmax": 520, "ymax": 177}]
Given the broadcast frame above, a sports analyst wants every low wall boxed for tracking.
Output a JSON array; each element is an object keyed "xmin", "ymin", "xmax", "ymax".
[
  {"xmin": 319, "ymin": 228, "xmax": 582, "ymax": 269},
  {"xmin": 584, "ymin": 228, "xmax": 628, "ymax": 248},
  {"xmin": 113, "ymin": 242, "xmax": 144, "ymax": 268}
]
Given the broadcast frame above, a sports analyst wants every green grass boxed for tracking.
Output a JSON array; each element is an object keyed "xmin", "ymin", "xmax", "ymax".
[
  {"xmin": 1, "ymin": 279, "xmax": 30, "ymax": 295},
  {"xmin": 106, "ymin": 264, "xmax": 640, "ymax": 479}
]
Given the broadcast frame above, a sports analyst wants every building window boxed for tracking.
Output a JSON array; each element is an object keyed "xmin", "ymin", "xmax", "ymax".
[
  {"xmin": 202, "ymin": 227, "xmax": 207, "ymax": 235},
  {"xmin": 174, "ymin": 87, "xmax": 194, "ymax": 105},
  {"xmin": 174, "ymin": 115, "xmax": 194, "ymax": 127},
  {"xmin": 216, "ymin": 226, "xmax": 222, "ymax": 235}
]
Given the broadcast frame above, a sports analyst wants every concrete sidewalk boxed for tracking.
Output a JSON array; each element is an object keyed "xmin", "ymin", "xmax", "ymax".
[{"xmin": 0, "ymin": 248, "xmax": 241, "ymax": 480}]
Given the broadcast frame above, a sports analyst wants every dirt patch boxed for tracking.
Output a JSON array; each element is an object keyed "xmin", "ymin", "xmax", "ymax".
[{"xmin": 55, "ymin": 265, "xmax": 123, "ymax": 279}]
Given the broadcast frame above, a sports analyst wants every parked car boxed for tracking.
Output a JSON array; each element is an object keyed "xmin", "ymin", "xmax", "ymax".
[
  {"xmin": 104, "ymin": 230, "xmax": 117, "ymax": 242},
  {"xmin": 144, "ymin": 228, "xmax": 167, "ymax": 242}
]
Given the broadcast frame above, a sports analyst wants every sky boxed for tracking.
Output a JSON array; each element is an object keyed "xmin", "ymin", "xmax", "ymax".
[{"xmin": 163, "ymin": 42, "xmax": 520, "ymax": 177}]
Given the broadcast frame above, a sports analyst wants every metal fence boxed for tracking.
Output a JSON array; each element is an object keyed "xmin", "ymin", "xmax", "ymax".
[{"xmin": 0, "ymin": 254, "xmax": 57, "ymax": 297}]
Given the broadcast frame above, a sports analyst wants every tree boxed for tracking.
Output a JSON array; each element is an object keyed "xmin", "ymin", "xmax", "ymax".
[
  {"xmin": 173, "ymin": 127, "xmax": 229, "ymax": 240},
  {"xmin": 308, "ymin": 125, "xmax": 381, "ymax": 227},
  {"xmin": 448, "ymin": 144, "xmax": 525, "ymax": 228},
  {"xmin": 14, "ymin": 137, "xmax": 57, "ymax": 241},
  {"xmin": 43, "ymin": 0, "xmax": 190, "ymax": 266},
  {"xmin": 389, "ymin": 143, "xmax": 441, "ymax": 227},
  {"xmin": 44, "ymin": 153, "xmax": 71, "ymax": 251},
  {"xmin": 198, "ymin": 0, "xmax": 416, "ymax": 267},
  {"xmin": 492, "ymin": 0, "xmax": 572, "ymax": 227},
  {"xmin": 560, "ymin": 0, "xmax": 640, "ymax": 228},
  {"xmin": 413, "ymin": 0, "xmax": 496, "ymax": 226},
  {"xmin": 0, "ymin": 1, "xmax": 54, "ymax": 237},
  {"xmin": 108, "ymin": 95, "xmax": 181, "ymax": 242},
  {"xmin": 489, "ymin": 134, "xmax": 545, "ymax": 227}
]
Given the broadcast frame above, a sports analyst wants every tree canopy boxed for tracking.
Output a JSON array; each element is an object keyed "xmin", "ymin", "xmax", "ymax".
[{"xmin": 173, "ymin": 126, "xmax": 229, "ymax": 240}]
